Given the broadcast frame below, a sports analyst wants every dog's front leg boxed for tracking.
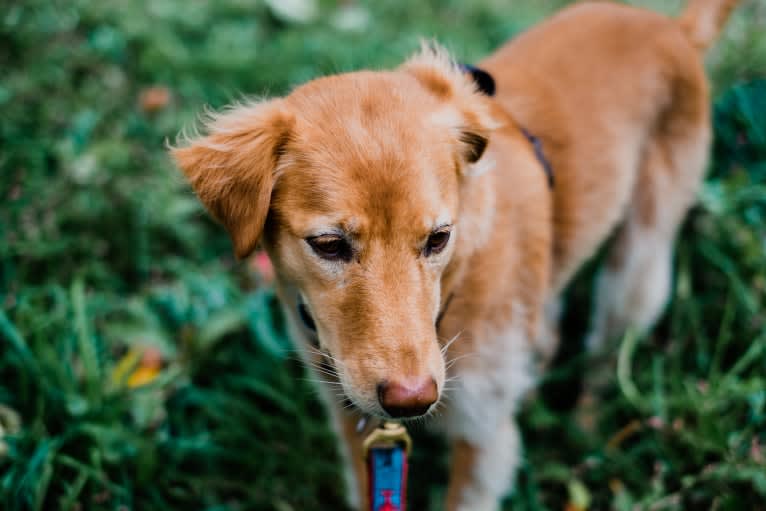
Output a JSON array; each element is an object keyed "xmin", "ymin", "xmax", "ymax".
[
  {"xmin": 332, "ymin": 407, "xmax": 368, "ymax": 510},
  {"xmin": 298, "ymin": 344, "xmax": 367, "ymax": 509},
  {"xmin": 313, "ymin": 376, "xmax": 367, "ymax": 510},
  {"xmin": 444, "ymin": 417, "xmax": 522, "ymax": 511},
  {"xmin": 305, "ymin": 367, "xmax": 367, "ymax": 509},
  {"xmin": 442, "ymin": 327, "xmax": 535, "ymax": 511},
  {"xmin": 286, "ymin": 315, "xmax": 367, "ymax": 508}
]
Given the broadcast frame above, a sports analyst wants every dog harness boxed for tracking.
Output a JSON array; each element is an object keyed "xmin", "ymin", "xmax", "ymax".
[
  {"xmin": 520, "ymin": 127, "xmax": 555, "ymax": 188},
  {"xmin": 459, "ymin": 63, "xmax": 555, "ymax": 188}
]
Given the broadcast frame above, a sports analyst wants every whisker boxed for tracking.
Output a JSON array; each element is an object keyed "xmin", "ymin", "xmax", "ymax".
[
  {"xmin": 445, "ymin": 352, "xmax": 477, "ymax": 370},
  {"xmin": 304, "ymin": 369, "xmax": 340, "ymax": 382},
  {"xmin": 302, "ymin": 378, "xmax": 345, "ymax": 387},
  {"xmin": 303, "ymin": 362, "xmax": 339, "ymax": 376},
  {"xmin": 306, "ymin": 345, "xmax": 346, "ymax": 367},
  {"xmin": 302, "ymin": 359, "xmax": 337, "ymax": 370},
  {"xmin": 305, "ymin": 352, "xmax": 341, "ymax": 370},
  {"xmin": 429, "ymin": 401, "xmax": 446, "ymax": 416},
  {"xmin": 440, "ymin": 331, "xmax": 464, "ymax": 355}
]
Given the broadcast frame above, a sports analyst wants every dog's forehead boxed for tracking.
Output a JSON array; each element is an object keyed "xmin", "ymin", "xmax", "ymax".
[
  {"xmin": 272, "ymin": 72, "xmax": 459, "ymax": 235},
  {"xmin": 274, "ymin": 147, "xmax": 456, "ymax": 236},
  {"xmin": 286, "ymin": 71, "xmax": 448, "ymax": 151}
]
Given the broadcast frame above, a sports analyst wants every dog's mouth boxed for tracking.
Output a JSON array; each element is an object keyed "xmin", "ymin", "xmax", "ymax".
[
  {"xmin": 341, "ymin": 393, "xmax": 437, "ymax": 421},
  {"xmin": 311, "ymin": 354, "xmax": 379, "ymax": 417}
]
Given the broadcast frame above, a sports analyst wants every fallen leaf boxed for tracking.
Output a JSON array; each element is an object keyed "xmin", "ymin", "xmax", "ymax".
[
  {"xmin": 128, "ymin": 365, "xmax": 161, "ymax": 388},
  {"xmin": 139, "ymin": 86, "xmax": 171, "ymax": 113}
]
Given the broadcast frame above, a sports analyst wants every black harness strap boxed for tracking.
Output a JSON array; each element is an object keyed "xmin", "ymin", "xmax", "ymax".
[
  {"xmin": 459, "ymin": 62, "xmax": 555, "ymax": 189},
  {"xmin": 520, "ymin": 127, "xmax": 555, "ymax": 188}
]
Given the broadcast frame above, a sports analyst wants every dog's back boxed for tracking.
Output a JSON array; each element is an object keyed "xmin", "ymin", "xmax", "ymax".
[
  {"xmin": 480, "ymin": 1, "xmax": 736, "ymax": 357},
  {"xmin": 484, "ymin": 1, "xmax": 731, "ymax": 293}
]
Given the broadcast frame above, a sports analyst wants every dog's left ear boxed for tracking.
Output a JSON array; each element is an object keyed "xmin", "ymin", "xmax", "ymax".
[
  {"xmin": 171, "ymin": 99, "xmax": 294, "ymax": 259},
  {"xmin": 401, "ymin": 43, "xmax": 501, "ymax": 176}
]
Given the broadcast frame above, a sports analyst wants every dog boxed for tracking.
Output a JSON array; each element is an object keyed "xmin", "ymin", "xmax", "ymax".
[{"xmin": 171, "ymin": 1, "xmax": 738, "ymax": 509}]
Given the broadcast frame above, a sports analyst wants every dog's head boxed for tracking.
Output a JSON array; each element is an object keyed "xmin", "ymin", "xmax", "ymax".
[{"xmin": 172, "ymin": 46, "xmax": 499, "ymax": 418}]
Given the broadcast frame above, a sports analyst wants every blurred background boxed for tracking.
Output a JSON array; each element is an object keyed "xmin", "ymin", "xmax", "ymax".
[{"xmin": 1, "ymin": 0, "xmax": 764, "ymax": 510}]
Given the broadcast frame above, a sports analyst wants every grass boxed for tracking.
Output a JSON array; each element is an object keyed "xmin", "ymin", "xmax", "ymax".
[{"xmin": 1, "ymin": 0, "xmax": 765, "ymax": 509}]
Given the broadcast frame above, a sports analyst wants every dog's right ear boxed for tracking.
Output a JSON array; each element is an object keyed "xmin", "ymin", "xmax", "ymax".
[{"xmin": 171, "ymin": 100, "xmax": 293, "ymax": 259}]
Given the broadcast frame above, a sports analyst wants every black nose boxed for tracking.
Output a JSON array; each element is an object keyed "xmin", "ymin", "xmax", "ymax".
[{"xmin": 377, "ymin": 377, "xmax": 438, "ymax": 418}]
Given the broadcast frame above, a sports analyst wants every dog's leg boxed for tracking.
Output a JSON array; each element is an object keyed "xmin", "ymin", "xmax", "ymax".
[
  {"xmin": 443, "ymin": 324, "xmax": 535, "ymax": 511},
  {"xmin": 317, "ymin": 384, "xmax": 367, "ymax": 510},
  {"xmin": 537, "ymin": 296, "xmax": 562, "ymax": 368},
  {"xmin": 445, "ymin": 419, "xmax": 522, "ymax": 511},
  {"xmin": 586, "ymin": 97, "xmax": 711, "ymax": 356},
  {"xmin": 335, "ymin": 410, "xmax": 368, "ymax": 510},
  {"xmin": 300, "ymin": 347, "xmax": 366, "ymax": 509},
  {"xmin": 576, "ymin": 57, "xmax": 713, "ymax": 431}
]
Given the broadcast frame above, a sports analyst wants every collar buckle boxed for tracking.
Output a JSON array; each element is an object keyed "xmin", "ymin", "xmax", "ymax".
[{"xmin": 362, "ymin": 421, "xmax": 412, "ymax": 459}]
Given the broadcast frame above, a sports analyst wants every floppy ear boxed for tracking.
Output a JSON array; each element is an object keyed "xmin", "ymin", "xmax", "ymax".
[
  {"xmin": 171, "ymin": 100, "xmax": 293, "ymax": 259},
  {"xmin": 400, "ymin": 42, "xmax": 500, "ymax": 175}
]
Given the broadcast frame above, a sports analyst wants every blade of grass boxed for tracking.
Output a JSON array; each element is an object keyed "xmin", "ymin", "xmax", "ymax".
[{"xmin": 72, "ymin": 279, "xmax": 101, "ymax": 406}]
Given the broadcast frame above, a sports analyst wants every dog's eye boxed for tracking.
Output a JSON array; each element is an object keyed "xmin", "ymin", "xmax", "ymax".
[
  {"xmin": 424, "ymin": 229, "xmax": 451, "ymax": 257},
  {"xmin": 306, "ymin": 235, "xmax": 352, "ymax": 262}
]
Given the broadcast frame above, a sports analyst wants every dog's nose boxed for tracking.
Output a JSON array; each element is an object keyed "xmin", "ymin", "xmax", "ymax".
[{"xmin": 377, "ymin": 377, "xmax": 438, "ymax": 418}]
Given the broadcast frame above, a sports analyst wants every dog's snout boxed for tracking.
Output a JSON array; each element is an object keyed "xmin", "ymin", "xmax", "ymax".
[{"xmin": 377, "ymin": 377, "xmax": 438, "ymax": 418}]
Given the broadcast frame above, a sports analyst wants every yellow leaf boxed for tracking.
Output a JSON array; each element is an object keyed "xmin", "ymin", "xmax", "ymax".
[
  {"xmin": 112, "ymin": 347, "xmax": 142, "ymax": 386},
  {"xmin": 128, "ymin": 366, "xmax": 160, "ymax": 388}
]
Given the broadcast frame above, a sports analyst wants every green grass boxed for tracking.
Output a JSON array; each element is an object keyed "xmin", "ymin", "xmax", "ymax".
[{"xmin": 1, "ymin": 1, "xmax": 765, "ymax": 510}]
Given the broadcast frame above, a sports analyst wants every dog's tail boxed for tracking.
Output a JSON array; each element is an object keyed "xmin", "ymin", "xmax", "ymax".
[{"xmin": 678, "ymin": 0, "xmax": 739, "ymax": 51}]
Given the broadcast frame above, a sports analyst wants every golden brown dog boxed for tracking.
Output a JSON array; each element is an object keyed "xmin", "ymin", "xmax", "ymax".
[{"xmin": 171, "ymin": 1, "xmax": 738, "ymax": 508}]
